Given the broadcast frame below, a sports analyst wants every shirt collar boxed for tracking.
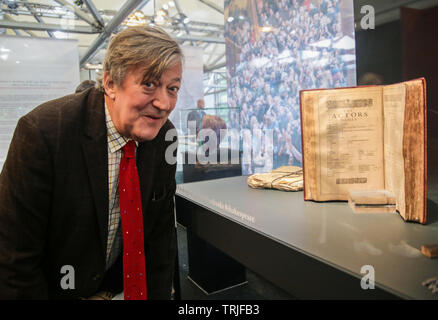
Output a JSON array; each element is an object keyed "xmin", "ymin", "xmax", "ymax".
[{"xmin": 105, "ymin": 102, "xmax": 138, "ymax": 154}]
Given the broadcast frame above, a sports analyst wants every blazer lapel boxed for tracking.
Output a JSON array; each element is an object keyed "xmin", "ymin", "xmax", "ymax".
[{"xmin": 81, "ymin": 89, "xmax": 109, "ymax": 257}]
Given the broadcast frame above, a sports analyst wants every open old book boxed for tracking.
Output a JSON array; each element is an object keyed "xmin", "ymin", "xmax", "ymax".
[{"xmin": 300, "ymin": 78, "xmax": 427, "ymax": 224}]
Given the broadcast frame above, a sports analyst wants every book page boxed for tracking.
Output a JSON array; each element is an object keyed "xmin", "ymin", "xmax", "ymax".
[
  {"xmin": 300, "ymin": 91, "xmax": 318, "ymax": 200},
  {"xmin": 399, "ymin": 79, "xmax": 427, "ymax": 223},
  {"xmin": 315, "ymin": 87, "xmax": 385, "ymax": 200},
  {"xmin": 383, "ymin": 83, "xmax": 406, "ymax": 218}
]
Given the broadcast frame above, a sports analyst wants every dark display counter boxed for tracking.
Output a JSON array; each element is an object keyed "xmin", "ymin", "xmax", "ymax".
[{"xmin": 175, "ymin": 175, "xmax": 438, "ymax": 299}]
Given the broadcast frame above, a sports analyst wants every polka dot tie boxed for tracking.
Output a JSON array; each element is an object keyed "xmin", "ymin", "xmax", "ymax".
[{"xmin": 119, "ymin": 140, "xmax": 147, "ymax": 300}]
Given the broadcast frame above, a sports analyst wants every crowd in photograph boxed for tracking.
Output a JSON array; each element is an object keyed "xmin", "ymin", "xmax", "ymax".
[{"xmin": 225, "ymin": 0, "xmax": 353, "ymax": 174}]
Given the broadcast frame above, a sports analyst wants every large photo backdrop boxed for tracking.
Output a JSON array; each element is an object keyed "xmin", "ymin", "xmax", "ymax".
[{"xmin": 225, "ymin": 0, "xmax": 356, "ymax": 174}]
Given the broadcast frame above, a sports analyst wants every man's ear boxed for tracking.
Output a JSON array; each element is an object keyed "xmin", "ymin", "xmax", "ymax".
[{"xmin": 103, "ymin": 71, "xmax": 116, "ymax": 99}]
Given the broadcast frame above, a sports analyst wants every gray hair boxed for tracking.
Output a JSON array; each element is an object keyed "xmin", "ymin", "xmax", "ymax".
[{"xmin": 96, "ymin": 26, "xmax": 183, "ymax": 92}]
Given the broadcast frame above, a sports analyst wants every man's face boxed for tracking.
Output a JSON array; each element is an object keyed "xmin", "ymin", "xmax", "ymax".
[
  {"xmin": 197, "ymin": 99, "xmax": 205, "ymax": 109},
  {"xmin": 105, "ymin": 62, "xmax": 182, "ymax": 141}
]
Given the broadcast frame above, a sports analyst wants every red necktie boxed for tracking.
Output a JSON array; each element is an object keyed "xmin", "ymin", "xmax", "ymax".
[{"xmin": 119, "ymin": 140, "xmax": 147, "ymax": 300}]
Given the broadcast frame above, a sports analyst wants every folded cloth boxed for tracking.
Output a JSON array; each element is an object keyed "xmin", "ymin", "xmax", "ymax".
[{"xmin": 247, "ymin": 166, "xmax": 303, "ymax": 191}]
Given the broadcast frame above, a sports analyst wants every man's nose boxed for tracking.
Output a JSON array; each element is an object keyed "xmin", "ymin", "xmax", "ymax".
[{"xmin": 152, "ymin": 87, "xmax": 170, "ymax": 111}]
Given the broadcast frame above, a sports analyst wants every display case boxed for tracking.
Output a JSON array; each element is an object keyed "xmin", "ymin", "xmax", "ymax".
[{"xmin": 174, "ymin": 107, "xmax": 242, "ymax": 184}]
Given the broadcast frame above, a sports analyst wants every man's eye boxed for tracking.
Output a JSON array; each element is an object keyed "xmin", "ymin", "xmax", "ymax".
[
  {"xmin": 169, "ymin": 86, "xmax": 180, "ymax": 93},
  {"xmin": 144, "ymin": 82, "xmax": 155, "ymax": 88}
]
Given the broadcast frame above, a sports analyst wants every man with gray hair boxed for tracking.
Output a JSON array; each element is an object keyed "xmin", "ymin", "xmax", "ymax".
[{"xmin": 0, "ymin": 26, "xmax": 183, "ymax": 300}]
